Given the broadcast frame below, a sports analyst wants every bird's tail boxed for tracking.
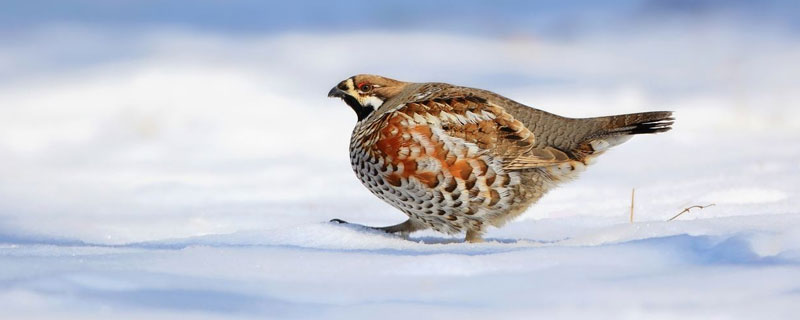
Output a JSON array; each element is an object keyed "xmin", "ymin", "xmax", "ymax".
[
  {"xmin": 578, "ymin": 111, "xmax": 674, "ymax": 154},
  {"xmin": 599, "ymin": 111, "xmax": 674, "ymax": 136}
]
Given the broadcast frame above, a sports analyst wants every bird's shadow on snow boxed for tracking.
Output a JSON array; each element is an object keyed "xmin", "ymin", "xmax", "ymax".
[{"xmin": 325, "ymin": 220, "xmax": 552, "ymax": 245}]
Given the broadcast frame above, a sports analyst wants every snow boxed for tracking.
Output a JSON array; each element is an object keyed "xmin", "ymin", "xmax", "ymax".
[
  {"xmin": 1, "ymin": 19, "xmax": 800, "ymax": 320},
  {"xmin": 2, "ymin": 218, "xmax": 800, "ymax": 319}
]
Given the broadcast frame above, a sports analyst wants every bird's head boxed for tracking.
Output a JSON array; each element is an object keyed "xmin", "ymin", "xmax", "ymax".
[{"xmin": 328, "ymin": 74, "xmax": 407, "ymax": 121}]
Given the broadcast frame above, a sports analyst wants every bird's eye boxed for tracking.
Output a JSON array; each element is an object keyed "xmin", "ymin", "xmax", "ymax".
[{"xmin": 359, "ymin": 83, "xmax": 372, "ymax": 92}]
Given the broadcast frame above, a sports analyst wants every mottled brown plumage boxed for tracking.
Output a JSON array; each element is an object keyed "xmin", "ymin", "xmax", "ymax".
[{"xmin": 328, "ymin": 74, "xmax": 673, "ymax": 242}]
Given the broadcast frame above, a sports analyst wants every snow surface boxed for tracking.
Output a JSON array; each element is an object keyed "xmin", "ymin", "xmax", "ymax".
[{"xmin": 1, "ymin": 21, "xmax": 800, "ymax": 319}]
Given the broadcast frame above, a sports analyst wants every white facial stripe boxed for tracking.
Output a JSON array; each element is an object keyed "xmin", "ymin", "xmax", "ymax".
[{"xmin": 361, "ymin": 95, "xmax": 384, "ymax": 109}]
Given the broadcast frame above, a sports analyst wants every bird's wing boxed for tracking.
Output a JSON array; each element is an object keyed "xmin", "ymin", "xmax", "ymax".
[{"xmin": 382, "ymin": 89, "xmax": 576, "ymax": 171}]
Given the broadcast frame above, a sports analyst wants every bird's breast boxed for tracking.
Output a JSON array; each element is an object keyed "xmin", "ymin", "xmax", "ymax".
[{"xmin": 349, "ymin": 110, "xmax": 522, "ymax": 231}]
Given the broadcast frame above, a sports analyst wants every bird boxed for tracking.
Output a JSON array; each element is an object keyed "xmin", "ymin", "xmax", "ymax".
[{"xmin": 328, "ymin": 74, "xmax": 673, "ymax": 242}]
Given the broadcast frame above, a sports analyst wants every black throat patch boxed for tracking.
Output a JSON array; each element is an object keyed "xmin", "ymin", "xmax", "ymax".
[{"xmin": 342, "ymin": 95, "xmax": 374, "ymax": 121}]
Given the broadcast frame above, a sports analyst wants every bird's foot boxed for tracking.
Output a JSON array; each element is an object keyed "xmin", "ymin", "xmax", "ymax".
[
  {"xmin": 465, "ymin": 229, "xmax": 484, "ymax": 243},
  {"xmin": 329, "ymin": 219, "xmax": 425, "ymax": 240}
]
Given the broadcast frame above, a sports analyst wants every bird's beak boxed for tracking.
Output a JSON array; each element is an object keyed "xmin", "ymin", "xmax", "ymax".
[{"xmin": 328, "ymin": 86, "xmax": 346, "ymax": 98}]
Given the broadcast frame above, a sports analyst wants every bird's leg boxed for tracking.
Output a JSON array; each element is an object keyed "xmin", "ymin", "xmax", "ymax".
[
  {"xmin": 465, "ymin": 229, "xmax": 484, "ymax": 243},
  {"xmin": 330, "ymin": 218, "xmax": 426, "ymax": 238}
]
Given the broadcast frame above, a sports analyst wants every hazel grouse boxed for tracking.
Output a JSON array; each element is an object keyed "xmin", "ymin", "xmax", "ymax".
[{"xmin": 328, "ymin": 74, "xmax": 673, "ymax": 242}]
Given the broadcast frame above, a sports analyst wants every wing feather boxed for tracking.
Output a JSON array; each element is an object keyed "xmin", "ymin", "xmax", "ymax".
[{"xmin": 383, "ymin": 91, "xmax": 574, "ymax": 171}]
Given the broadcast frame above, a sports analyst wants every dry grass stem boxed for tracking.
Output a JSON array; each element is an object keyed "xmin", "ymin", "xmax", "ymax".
[
  {"xmin": 629, "ymin": 188, "xmax": 635, "ymax": 223},
  {"xmin": 667, "ymin": 204, "xmax": 716, "ymax": 221}
]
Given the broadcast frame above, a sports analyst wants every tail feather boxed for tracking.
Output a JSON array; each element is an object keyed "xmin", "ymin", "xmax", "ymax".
[
  {"xmin": 603, "ymin": 111, "xmax": 674, "ymax": 136},
  {"xmin": 576, "ymin": 111, "xmax": 673, "ymax": 155}
]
